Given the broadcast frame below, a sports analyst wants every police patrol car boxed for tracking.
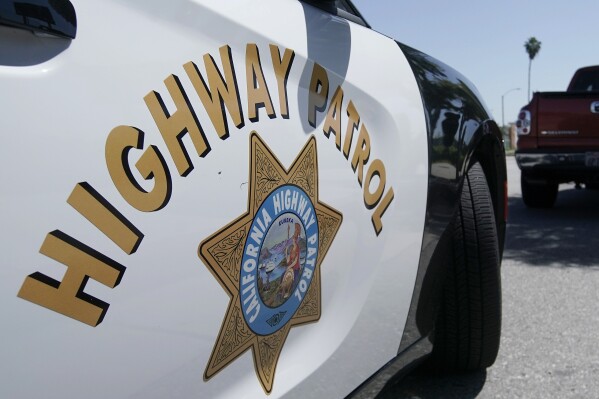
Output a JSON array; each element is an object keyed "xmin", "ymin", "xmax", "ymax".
[{"xmin": 0, "ymin": 0, "xmax": 506, "ymax": 397}]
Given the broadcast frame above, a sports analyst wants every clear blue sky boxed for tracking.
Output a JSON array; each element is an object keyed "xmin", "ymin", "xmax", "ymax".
[{"xmin": 352, "ymin": 0, "xmax": 598, "ymax": 126}]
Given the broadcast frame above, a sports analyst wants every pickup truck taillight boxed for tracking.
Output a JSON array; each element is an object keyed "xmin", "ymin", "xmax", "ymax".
[{"xmin": 516, "ymin": 110, "xmax": 531, "ymax": 135}]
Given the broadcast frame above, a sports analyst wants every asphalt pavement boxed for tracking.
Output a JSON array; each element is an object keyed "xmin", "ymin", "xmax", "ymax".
[{"xmin": 382, "ymin": 156, "xmax": 599, "ymax": 399}]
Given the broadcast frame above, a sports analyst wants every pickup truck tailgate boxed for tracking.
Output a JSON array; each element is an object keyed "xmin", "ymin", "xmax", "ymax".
[{"xmin": 535, "ymin": 92, "xmax": 599, "ymax": 147}]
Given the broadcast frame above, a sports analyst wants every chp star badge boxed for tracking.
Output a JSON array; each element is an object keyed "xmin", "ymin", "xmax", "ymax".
[{"xmin": 199, "ymin": 132, "xmax": 342, "ymax": 393}]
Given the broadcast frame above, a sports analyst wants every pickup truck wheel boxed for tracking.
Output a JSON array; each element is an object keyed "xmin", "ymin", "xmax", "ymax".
[
  {"xmin": 428, "ymin": 162, "xmax": 502, "ymax": 371},
  {"xmin": 521, "ymin": 174, "xmax": 558, "ymax": 208}
]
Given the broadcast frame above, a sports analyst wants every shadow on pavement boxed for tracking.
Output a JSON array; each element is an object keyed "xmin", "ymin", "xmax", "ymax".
[
  {"xmin": 376, "ymin": 369, "xmax": 486, "ymax": 399},
  {"xmin": 504, "ymin": 187, "xmax": 599, "ymax": 267},
  {"xmin": 380, "ymin": 183, "xmax": 599, "ymax": 397}
]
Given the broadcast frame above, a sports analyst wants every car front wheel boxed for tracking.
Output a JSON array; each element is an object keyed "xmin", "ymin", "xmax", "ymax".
[{"xmin": 429, "ymin": 162, "xmax": 502, "ymax": 371}]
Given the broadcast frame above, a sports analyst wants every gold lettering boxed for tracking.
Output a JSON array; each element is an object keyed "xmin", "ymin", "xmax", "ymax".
[
  {"xmin": 144, "ymin": 75, "xmax": 209, "ymax": 176},
  {"xmin": 350, "ymin": 124, "xmax": 371, "ymax": 186},
  {"xmin": 106, "ymin": 125, "xmax": 172, "ymax": 212},
  {"xmin": 246, "ymin": 43, "xmax": 275, "ymax": 121},
  {"xmin": 322, "ymin": 86, "xmax": 343, "ymax": 150},
  {"xmin": 363, "ymin": 159, "xmax": 386, "ymax": 209},
  {"xmin": 308, "ymin": 62, "xmax": 329, "ymax": 128},
  {"xmin": 67, "ymin": 182, "xmax": 144, "ymax": 254},
  {"xmin": 184, "ymin": 45, "xmax": 244, "ymax": 139},
  {"xmin": 372, "ymin": 188, "xmax": 395, "ymax": 236},
  {"xmin": 17, "ymin": 230, "xmax": 126, "ymax": 327},
  {"xmin": 343, "ymin": 101, "xmax": 360, "ymax": 159},
  {"xmin": 269, "ymin": 44, "xmax": 295, "ymax": 119}
]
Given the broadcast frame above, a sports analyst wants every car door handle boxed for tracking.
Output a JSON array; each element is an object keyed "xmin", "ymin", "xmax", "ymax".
[
  {"xmin": 0, "ymin": 0, "xmax": 76, "ymax": 39},
  {"xmin": 592, "ymin": 101, "xmax": 599, "ymax": 114}
]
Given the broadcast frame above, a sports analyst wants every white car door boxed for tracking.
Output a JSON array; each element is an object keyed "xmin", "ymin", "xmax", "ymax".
[{"xmin": 0, "ymin": 0, "xmax": 428, "ymax": 397}]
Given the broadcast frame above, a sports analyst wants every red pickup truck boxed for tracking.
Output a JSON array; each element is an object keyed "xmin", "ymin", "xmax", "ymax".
[{"xmin": 516, "ymin": 66, "xmax": 599, "ymax": 207}]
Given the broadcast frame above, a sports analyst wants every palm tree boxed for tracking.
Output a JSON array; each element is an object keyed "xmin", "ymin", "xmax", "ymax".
[{"xmin": 524, "ymin": 37, "xmax": 542, "ymax": 101}]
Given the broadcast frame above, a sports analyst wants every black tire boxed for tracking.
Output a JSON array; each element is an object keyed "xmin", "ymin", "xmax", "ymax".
[
  {"xmin": 429, "ymin": 162, "xmax": 502, "ymax": 371},
  {"xmin": 521, "ymin": 173, "xmax": 558, "ymax": 208}
]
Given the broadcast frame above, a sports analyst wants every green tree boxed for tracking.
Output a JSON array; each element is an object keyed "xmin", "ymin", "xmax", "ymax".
[{"xmin": 524, "ymin": 37, "xmax": 542, "ymax": 101}]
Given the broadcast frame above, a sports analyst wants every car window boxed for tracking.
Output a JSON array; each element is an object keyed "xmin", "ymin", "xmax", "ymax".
[
  {"xmin": 337, "ymin": 0, "xmax": 370, "ymax": 27},
  {"xmin": 336, "ymin": 0, "xmax": 353, "ymax": 13},
  {"xmin": 301, "ymin": 0, "xmax": 370, "ymax": 27}
]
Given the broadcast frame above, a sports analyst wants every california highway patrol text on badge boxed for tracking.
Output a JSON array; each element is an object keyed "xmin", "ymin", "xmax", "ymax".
[{"xmin": 199, "ymin": 132, "xmax": 342, "ymax": 393}]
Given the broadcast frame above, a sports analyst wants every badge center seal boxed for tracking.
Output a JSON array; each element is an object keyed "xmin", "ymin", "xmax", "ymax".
[{"xmin": 241, "ymin": 184, "xmax": 318, "ymax": 335}]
